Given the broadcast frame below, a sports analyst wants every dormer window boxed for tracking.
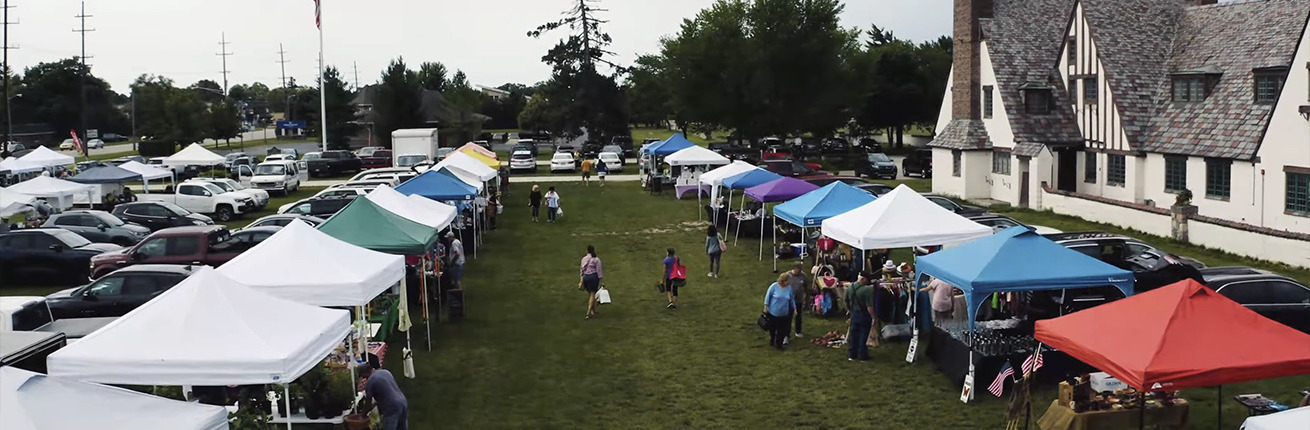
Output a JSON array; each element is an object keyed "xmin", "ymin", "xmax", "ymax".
[
  {"xmin": 1083, "ymin": 76, "xmax": 1098, "ymax": 104},
  {"xmin": 1171, "ymin": 66, "xmax": 1222, "ymax": 102},
  {"xmin": 1021, "ymin": 84, "xmax": 1053, "ymax": 115},
  {"xmin": 1254, "ymin": 66, "xmax": 1288, "ymax": 104}
]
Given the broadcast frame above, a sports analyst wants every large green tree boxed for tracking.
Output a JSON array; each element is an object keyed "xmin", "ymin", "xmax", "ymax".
[
  {"xmin": 208, "ymin": 99, "xmax": 242, "ymax": 146},
  {"xmin": 320, "ymin": 66, "xmax": 358, "ymax": 149},
  {"xmin": 372, "ymin": 57, "xmax": 425, "ymax": 147},
  {"xmin": 624, "ymin": 55, "xmax": 673, "ymax": 129},
  {"xmin": 528, "ymin": 0, "xmax": 630, "ymax": 142},
  {"xmin": 417, "ymin": 62, "xmax": 449, "ymax": 92},
  {"xmin": 855, "ymin": 27, "xmax": 952, "ymax": 147},
  {"xmin": 131, "ymin": 75, "xmax": 207, "ymax": 148},
  {"xmin": 443, "ymin": 70, "xmax": 485, "ymax": 144},
  {"xmin": 11, "ymin": 58, "xmax": 130, "ymax": 146}
]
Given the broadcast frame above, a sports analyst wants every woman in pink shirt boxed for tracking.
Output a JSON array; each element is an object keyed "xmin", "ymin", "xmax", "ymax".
[
  {"xmin": 919, "ymin": 276, "xmax": 958, "ymax": 324},
  {"xmin": 580, "ymin": 245, "xmax": 604, "ymax": 319}
]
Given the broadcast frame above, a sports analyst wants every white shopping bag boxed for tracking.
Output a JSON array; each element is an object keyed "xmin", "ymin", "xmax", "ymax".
[
  {"xmin": 596, "ymin": 286, "xmax": 611, "ymax": 304},
  {"xmin": 402, "ymin": 347, "xmax": 415, "ymax": 379}
]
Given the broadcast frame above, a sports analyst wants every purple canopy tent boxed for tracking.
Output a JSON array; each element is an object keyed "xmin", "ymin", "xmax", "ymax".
[
  {"xmin": 743, "ymin": 178, "xmax": 819, "ymax": 264},
  {"xmin": 722, "ymin": 168, "xmax": 785, "ymax": 248}
]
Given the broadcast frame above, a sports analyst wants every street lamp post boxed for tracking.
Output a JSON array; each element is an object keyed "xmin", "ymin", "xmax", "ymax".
[{"xmin": 6, "ymin": 93, "xmax": 21, "ymax": 153}]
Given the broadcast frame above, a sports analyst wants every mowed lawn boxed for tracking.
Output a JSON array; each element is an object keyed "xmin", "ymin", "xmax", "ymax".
[{"xmin": 388, "ymin": 181, "xmax": 1307, "ymax": 429}]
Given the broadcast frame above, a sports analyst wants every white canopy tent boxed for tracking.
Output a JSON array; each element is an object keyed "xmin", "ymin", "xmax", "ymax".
[
  {"xmin": 437, "ymin": 166, "xmax": 486, "ymax": 192},
  {"xmin": 1241, "ymin": 406, "xmax": 1310, "ymax": 430},
  {"xmin": 0, "ymin": 157, "xmax": 44, "ymax": 174},
  {"xmin": 664, "ymin": 146, "xmax": 730, "ymax": 202},
  {"xmin": 820, "ymin": 184, "xmax": 993, "ymax": 250},
  {"xmin": 47, "ymin": 266, "xmax": 350, "ymax": 386},
  {"xmin": 116, "ymin": 161, "xmax": 175, "ymax": 194},
  {"xmin": 365, "ymin": 185, "xmax": 457, "ymax": 230},
  {"xmin": 4, "ymin": 176, "xmax": 95, "ymax": 210},
  {"xmin": 696, "ymin": 160, "xmax": 755, "ymax": 222},
  {"xmin": 1, "ymin": 366, "xmax": 229, "ymax": 430},
  {"xmin": 161, "ymin": 143, "xmax": 225, "ymax": 166},
  {"xmin": 437, "ymin": 152, "xmax": 498, "ymax": 182},
  {"xmin": 0, "ymin": 188, "xmax": 35, "ymax": 218},
  {"xmin": 218, "ymin": 220, "xmax": 405, "ymax": 307},
  {"xmin": 17, "ymin": 146, "xmax": 74, "ymax": 168}
]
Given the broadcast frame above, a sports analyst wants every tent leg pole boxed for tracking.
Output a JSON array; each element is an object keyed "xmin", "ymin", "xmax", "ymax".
[
  {"xmin": 1216, "ymin": 385, "xmax": 1222, "ymax": 430},
  {"xmin": 285, "ymin": 384, "xmax": 293, "ymax": 430},
  {"xmin": 697, "ymin": 184, "xmax": 702, "ymax": 221},
  {"xmin": 429, "ymin": 257, "xmax": 436, "ymax": 351}
]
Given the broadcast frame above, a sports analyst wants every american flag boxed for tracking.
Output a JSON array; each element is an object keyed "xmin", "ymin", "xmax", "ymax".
[
  {"xmin": 1022, "ymin": 348, "xmax": 1044, "ymax": 375},
  {"xmin": 989, "ymin": 362, "xmax": 1013, "ymax": 397},
  {"xmin": 312, "ymin": 0, "xmax": 320, "ymax": 28}
]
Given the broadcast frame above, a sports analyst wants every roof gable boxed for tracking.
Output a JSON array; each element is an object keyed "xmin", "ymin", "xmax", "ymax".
[
  {"xmin": 1080, "ymin": 0, "xmax": 1185, "ymax": 148},
  {"xmin": 986, "ymin": 0, "xmax": 1084, "ymax": 145}
]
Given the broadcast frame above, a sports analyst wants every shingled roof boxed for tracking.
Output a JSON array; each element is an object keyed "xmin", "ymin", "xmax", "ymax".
[
  {"xmin": 1143, "ymin": 0, "xmax": 1310, "ymax": 159},
  {"xmin": 930, "ymin": 119, "xmax": 993, "ymax": 150},
  {"xmin": 986, "ymin": 0, "xmax": 1084, "ymax": 146},
  {"xmin": 1080, "ymin": 0, "xmax": 1186, "ymax": 148}
]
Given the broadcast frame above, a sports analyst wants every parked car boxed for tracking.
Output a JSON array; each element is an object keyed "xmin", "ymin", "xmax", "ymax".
[
  {"xmin": 187, "ymin": 178, "xmax": 270, "ymax": 210},
  {"xmin": 967, "ymin": 214, "xmax": 1062, "ymax": 235},
  {"xmin": 509, "ymin": 150, "xmax": 537, "ymax": 173},
  {"xmin": 513, "ymin": 140, "xmax": 539, "ymax": 157},
  {"xmin": 611, "ymin": 136, "xmax": 635, "ymax": 158},
  {"xmin": 821, "ymin": 137, "xmax": 849, "ymax": 153},
  {"xmin": 58, "ymin": 139, "xmax": 76, "ymax": 150},
  {"xmin": 346, "ymin": 167, "xmax": 416, "ymax": 186},
  {"xmin": 922, "ymin": 194, "xmax": 987, "ymax": 216},
  {"xmin": 250, "ymin": 160, "xmax": 303, "ymax": 196},
  {"xmin": 263, "ymin": 154, "xmax": 294, "ymax": 162},
  {"xmin": 1200, "ymin": 267, "xmax": 1310, "ymax": 334},
  {"xmin": 136, "ymin": 181, "xmax": 256, "ymax": 222},
  {"xmin": 857, "ymin": 137, "xmax": 882, "ymax": 152},
  {"xmin": 436, "ymin": 147, "xmax": 456, "ymax": 159},
  {"xmin": 88, "ymin": 225, "xmax": 239, "ymax": 278},
  {"xmin": 855, "ymin": 183, "xmax": 895, "ymax": 197},
  {"xmin": 209, "ymin": 226, "xmax": 282, "ymax": 253},
  {"xmin": 761, "ymin": 152, "xmax": 823, "ymax": 171},
  {"xmin": 395, "ymin": 154, "xmax": 429, "ymax": 168},
  {"xmin": 855, "ymin": 152, "xmax": 899, "ymax": 179},
  {"xmin": 86, "ymin": 139, "xmax": 105, "ymax": 149},
  {"xmin": 278, "ymin": 196, "xmax": 357, "ymax": 218},
  {"xmin": 100, "ymin": 133, "xmax": 128, "ymax": 143},
  {"xmin": 306, "ymin": 150, "xmax": 362, "ymax": 177},
  {"xmin": 804, "ymin": 176, "xmax": 868, "ymax": 188},
  {"xmin": 708, "ymin": 142, "xmax": 736, "ymax": 153},
  {"xmin": 277, "ymin": 148, "xmax": 300, "ymax": 159},
  {"xmin": 602, "ymin": 145, "xmax": 626, "ymax": 164},
  {"xmin": 762, "ymin": 159, "xmax": 829, "ymax": 178},
  {"xmin": 360, "ymin": 150, "xmax": 394, "ymax": 169},
  {"xmin": 0, "ymin": 229, "xmax": 123, "ymax": 285},
  {"xmin": 41, "ymin": 210, "xmax": 151, "ymax": 246},
  {"xmin": 550, "ymin": 152, "xmax": 577, "ymax": 173},
  {"xmin": 223, "ymin": 152, "xmax": 251, "ymax": 170},
  {"xmin": 111, "ymin": 202, "xmax": 214, "ymax": 232},
  {"xmin": 45, "ymin": 264, "xmax": 198, "ymax": 319},
  {"xmin": 243, "ymin": 214, "xmax": 326, "ymax": 230},
  {"xmin": 1, "ymin": 296, "xmax": 115, "ymax": 340},
  {"xmin": 902, "ymin": 148, "xmax": 933, "ymax": 178},
  {"xmin": 580, "ymin": 142, "xmax": 603, "ymax": 159},
  {"xmin": 146, "ymin": 157, "xmax": 181, "ymax": 175},
  {"xmin": 301, "ymin": 152, "xmax": 322, "ymax": 162},
  {"xmin": 355, "ymin": 146, "xmax": 386, "ymax": 157},
  {"xmin": 107, "ymin": 156, "xmax": 146, "ymax": 166},
  {"xmin": 1043, "ymin": 231, "xmax": 1206, "ymax": 292},
  {"xmin": 556, "ymin": 144, "xmax": 577, "ymax": 157},
  {"xmin": 598, "ymin": 152, "xmax": 624, "ymax": 172}
]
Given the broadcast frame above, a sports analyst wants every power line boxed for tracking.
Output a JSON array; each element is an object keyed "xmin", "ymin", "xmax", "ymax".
[
  {"xmin": 73, "ymin": 1, "xmax": 93, "ymax": 156},
  {"xmin": 277, "ymin": 43, "xmax": 290, "ymax": 115},
  {"xmin": 2, "ymin": 0, "xmax": 17, "ymax": 155},
  {"xmin": 216, "ymin": 32, "xmax": 232, "ymax": 95}
]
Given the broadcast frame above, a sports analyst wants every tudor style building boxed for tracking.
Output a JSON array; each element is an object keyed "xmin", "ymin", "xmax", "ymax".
[{"xmin": 931, "ymin": 0, "xmax": 1310, "ymax": 264}]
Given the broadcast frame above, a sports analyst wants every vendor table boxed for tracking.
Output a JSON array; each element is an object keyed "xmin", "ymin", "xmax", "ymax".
[
  {"xmin": 925, "ymin": 326, "xmax": 1090, "ymax": 386},
  {"xmin": 1036, "ymin": 400, "xmax": 1189, "ymax": 430}
]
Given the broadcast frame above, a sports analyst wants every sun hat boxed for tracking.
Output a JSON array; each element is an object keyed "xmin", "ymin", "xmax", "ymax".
[{"xmin": 882, "ymin": 260, "xmax": 896, "ymax": 271}]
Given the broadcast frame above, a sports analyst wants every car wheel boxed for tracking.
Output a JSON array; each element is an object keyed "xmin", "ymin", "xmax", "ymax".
[
  {"xmin": 922, "ymin": 168, "xmax": 931, "ymax": 178},
  {"xmin": 215, "ymin": 205, "xmax": 235, "ymax": 222},
  {"xmin": 283, "ymin": 185, "xmax": 292, "ymax": 196}
]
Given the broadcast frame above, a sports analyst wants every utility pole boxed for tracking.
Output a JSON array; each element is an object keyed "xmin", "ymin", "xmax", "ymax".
[
  {"xmin": 73, "ymin": 1, "xmax": 93, "ymax": 157},
  {"xmin": 216, "ymin": 32, "xmax": 232, "ymax": 96},
  {"xmin": 352, "ymin": 61, "xmax": 359, "ymax": 90},
  {"xmin": 277, "ymin": 43, "xmax": 289, "ymax": 120},
  {"xmin": 2, "ymin": 0, "xmax": 17, "ymax": 156}
]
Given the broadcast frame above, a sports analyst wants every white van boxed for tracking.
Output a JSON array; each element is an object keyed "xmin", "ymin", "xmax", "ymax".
[{"xmin": 248, "ymin": 160, "xmax": 306, "ymax": 195}]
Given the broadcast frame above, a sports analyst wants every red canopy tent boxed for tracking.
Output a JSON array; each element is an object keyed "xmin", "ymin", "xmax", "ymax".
[{"xmin": 1035, "ymin": 279, "xmax": 1310, "ymax": 392}]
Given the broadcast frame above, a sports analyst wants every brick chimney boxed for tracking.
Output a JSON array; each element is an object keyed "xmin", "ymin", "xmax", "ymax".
[{"xmin": 951, "ymin": 0, "xmax": 993, "ymax": 120}]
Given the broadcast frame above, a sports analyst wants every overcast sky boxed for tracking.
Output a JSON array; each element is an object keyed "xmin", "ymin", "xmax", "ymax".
[{"xmin": 9, "ymin": 0, "xmax": 951, "ymax": 94}]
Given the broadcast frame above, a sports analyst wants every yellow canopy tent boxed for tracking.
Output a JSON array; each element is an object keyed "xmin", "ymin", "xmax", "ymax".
[
  {"xmin": 451, "ymin": 147, "xmax": 502, "ymax": 169},
  {"xmin": 458, "ymin": 142, "xmax": 497, "ymax": 160}
]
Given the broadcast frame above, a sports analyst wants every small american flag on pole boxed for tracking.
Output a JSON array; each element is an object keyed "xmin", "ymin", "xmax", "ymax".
[
  {"xmin": 312, "ymin": 0, "xmax": 321, "ymax": 28},
  {"xmin": 1022, "ymin": 348, "xmax": 1044, "ymax": 375},
  {"xmin": 989, "ymin": 362, "xmax": 1013, "ymax": 397}
]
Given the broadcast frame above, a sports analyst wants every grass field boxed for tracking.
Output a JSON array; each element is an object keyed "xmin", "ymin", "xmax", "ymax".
[{"xmin": 395, "ymin": 181, "xmax": 1307, "ymax": 429}]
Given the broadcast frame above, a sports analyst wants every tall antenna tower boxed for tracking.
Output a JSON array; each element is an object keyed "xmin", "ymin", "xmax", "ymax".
[{"xmin": 216, "ymin": 32, "xmax": 233, "ymax": 95}]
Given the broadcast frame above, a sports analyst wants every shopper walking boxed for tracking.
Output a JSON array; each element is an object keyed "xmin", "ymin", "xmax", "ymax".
[
  {"xmin": 764, "ymin": 272, "xmax": 798, "ymax": 351},
  {"xmin": 662, "ymin": 248, "xmax": 684, "ymax": 309},
  {"xmin": 787, "ymin": 263, "xmax": 809, "ymax": 338},
  {"xmin": 485, "ymin": 194, "xmax": 499, "ymax": 230},
  {"xmin": 580, "ymin": 157, "xmax": 594, "ymax": 186},
  {"xmin": 846, "ymin": 272, "xmax": 875, "ymax": 361},
  {"xmin": 596, "ymin": 158, "xmax": 608, "ymax": 187},
  {"xmin": 705, "ymin": 225, "xmax": 724, "ymax": 277},
  {"xmin": 580, "ymin": 245, "xmax": 604, "ymax": 319},
  {"xmin": 529, "ymin": 185, "xmax": 543, "ymax": 222},
  {"xmin": 445, "ymin": 232, "xmax": 465, "ymax": 290},
  {"xmin": 545, "ymin": 186, "xmax": 561, "ymax": 223}
]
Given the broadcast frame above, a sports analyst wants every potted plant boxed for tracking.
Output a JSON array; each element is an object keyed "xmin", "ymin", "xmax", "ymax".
[
  {"xmin": 323, "ymin": 370, "xmax": 355, "ymax": 418},
  {"xmin": 228, "ymin": 407, "xmax": 273, "ymax": 430}
]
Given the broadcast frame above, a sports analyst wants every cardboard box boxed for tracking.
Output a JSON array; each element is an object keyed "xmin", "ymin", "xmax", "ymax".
[
  {"xmin": 1058, "ymin": 381, "xmax": 1074, "ymax": 407},
  {"xmin": 1090, "ymin": 372, "xmax": 1127, "ymax": 393}
]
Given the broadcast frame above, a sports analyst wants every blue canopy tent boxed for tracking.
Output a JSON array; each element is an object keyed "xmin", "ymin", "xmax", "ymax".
[
  {"xmin": 916, "ymin": 226, "xmax": 1136, "ymax": 329},
  {"xmin": 394, "ymin": 169, "xmax": 480, "ymax": 257},
  {"xmin": 772, "ymin": 182, "xmax": 876, "ymax": 269},
  {"xmin": 720, "ymin": 169, "xmax": 784, "ymax": 247},
  {"xmin": 68, "ymin": 166, "xmax": 141, "ymax": 184},
  {"xmin": 641, "ymin": 133, "xmax": 696, "ymax": 156}
]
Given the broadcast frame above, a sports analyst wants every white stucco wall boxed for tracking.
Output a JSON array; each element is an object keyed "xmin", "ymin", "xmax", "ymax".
[
  {"xmin": 1189, "ymin": 221, "xmax": 1310, "ymax": 269},
  {"xmin": 1063, "ymin": 2, "xmax": 1132, "ymax": 153},
  {"xmin": 979, "ymin": 43, "xmax": 1015, "ymax": 150},
  {"xmin": 935, "ymin": 67, "xmax": 954, "ymax": 136},
  {"xmin": 1255, "ymin": 19, "xmax": 1310, "ymax": 234},
  {"xmin": 1041, "ymin": 190, "xmax": 1171, "ymax": 234}
]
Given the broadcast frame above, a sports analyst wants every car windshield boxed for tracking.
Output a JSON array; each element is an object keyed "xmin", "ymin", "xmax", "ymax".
[
  {"xmin": 157, "ymin": 201, "xmax": 192, "ymax": 216},
  {"xmin": 91, "ymin": 212, "xmax": 126, "ymax": 227},
  {"xmin": 255, "ymin": 164, "xmax": 286, "ymax": 176},
  {"xmin": 209, "ymin": 181, "xmax": 236, "ymax": 192},
  {"xmin": 303, "ymin": 153, "xmax": 321, "ymax": 160},
  {"xmin": 225, "ymin": 154, "xmax": 247, "ymax": 161},
  {"xmin": 397, "ymin": 155, "xmax": 426, "ymax": 166},
  {"xmin": 512, "ymin": 153, "xmax": 533, "ymax": 160},
  {"xmin": 226, "ymin": 180, "xmax": 248, "ymax": 191},
  {"xmin": 868, "ymin": 153, "xmax": 891, "ymax": 163},
  {"xmin": 50, "ymin": 229, "xmax": 92, "ymax": 248}
]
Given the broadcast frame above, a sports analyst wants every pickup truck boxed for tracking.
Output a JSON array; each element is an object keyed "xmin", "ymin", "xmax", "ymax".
[
  {"xmin": 137, "ymin": 181, "xmax": 256, "ymax": 222},
  {"xmin": 88, "ymin": 225, "xmax": 240, "ymax": 278},
  {"xmin": 307, "ymin": 150, "xmax": 363, "ymax": 177},
  {"xmin": 360, "ymin": 150, "xmax": 394, "ymax": 169},
  {"xmin": 1, "ymin": 330, "xmax": 65, "ymax": 372},
  {"xmin": 1, "ymin": 296, "xmax": 116, "ymax": 341}
]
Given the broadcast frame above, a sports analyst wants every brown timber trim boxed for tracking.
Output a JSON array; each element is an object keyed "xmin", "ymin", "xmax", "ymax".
[{"xmin": 1285, "ymin": 165, "xmax": 1310, "ymax": 175}]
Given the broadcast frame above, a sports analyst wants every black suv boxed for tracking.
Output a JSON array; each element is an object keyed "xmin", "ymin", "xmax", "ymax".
[
  {"xmin": 855, "ymin": 153, "xmax": 898, "ymax": 179},
  {"xmin": 45, "ymin": 264, "xmax": 197, "ymax": 319},
  {"xmin": 280, "ymin": 196, "xmax": 357, "ymax": 218},
  {"xmin": 611, "ymin": 136, "xmax": 635, "ymax": 158},
  {"xmin": 1043, "ymin": 231, "xmax": 1206, "ymax": 291},
  {"xmin": 112, "ymin": 202, "xmax": 214, "ymax": 231},
  {"xmin": 1200, "ymin": 267, "xmax": 1310, "ymax": 334},
  {"xmin": 902, "ymin": 148, "xmax": 933, "ymax": 178}
]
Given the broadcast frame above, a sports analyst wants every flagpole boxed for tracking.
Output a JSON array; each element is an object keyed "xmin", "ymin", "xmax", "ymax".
[{"xmin": 317, "ymin": 0, "xmax": 328, "ymax": 153}]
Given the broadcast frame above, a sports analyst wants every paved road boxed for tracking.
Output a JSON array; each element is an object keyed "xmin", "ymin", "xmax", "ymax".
[{"xmin": 301, "ymin": 174, "xmax": 641, "ymax": 188}]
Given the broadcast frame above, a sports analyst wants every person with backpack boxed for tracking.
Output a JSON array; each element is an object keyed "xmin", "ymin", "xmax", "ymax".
[
  {"xmin": 705, "ymin": 225, "xmax": 724, "ymax": 278},
  {"xmin": 846, "ymin": 272, "xmax": 876, "ymax": 361},
  {"xmin": 663, "ymin": 247, "xmax": 685, "ymax": 309}
]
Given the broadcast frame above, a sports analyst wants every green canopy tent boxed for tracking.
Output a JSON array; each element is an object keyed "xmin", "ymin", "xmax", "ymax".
[{"xmin": 319, "ymin": 197, "xmax": 442, "ymax": 351}]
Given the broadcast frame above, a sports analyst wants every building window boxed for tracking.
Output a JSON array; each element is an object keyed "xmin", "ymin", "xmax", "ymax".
[
  {"xmin": 1068, "ymin": 78, "xmax": 1077, "ymax": 99},
  {"xmin": 1164, "ymin": 156, "xmax": 1187, "ymax": 192},
  {"xmin": 952, "ymin": 150, "xmax": 962, "ymax": 177},
  {"xmin": 1084, "ymin": 76, "xmax": 1098, "ymax": 104},
  {"xmin": 1084, "ymin": 151, "xmax": 1097, "ymax": 183},
  {"xmin": 1205, "ymin": 159, "xmax": 1231, "ymax": 200},
  {"xmin": 982, "ymin": 85, "xmax": 994, "ymax": 119},
  {"xmin": 1171, "ymin": 76, "xmax": 1208, "ymax": 102},
  {"xmin": 1255, "ymin": 73, "xmax": 1286, "ymax": 104},
  {"xmin": 1067, "ymin": 38, "xmax": 1077, "ymax": 65},
  {"xmin": 992, "ymin": 151, "xmax": 1012, "ymax": 175},
  {"xmin": 1024, "ymin": 89, "xmax": 1052, "ymax": 115},
  {"xmin": 1287, "ymin": 172, "xmax": 1310, "ymax": 216},
  {"xmin": 1107, "ymin": 154, "xmax": 1126, "ymax": 186}
]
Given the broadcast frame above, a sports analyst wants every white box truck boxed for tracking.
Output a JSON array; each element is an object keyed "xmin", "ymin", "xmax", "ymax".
[{"xmin": 392, "ymin": 128, "xmax": 440, "ymax": 168}]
